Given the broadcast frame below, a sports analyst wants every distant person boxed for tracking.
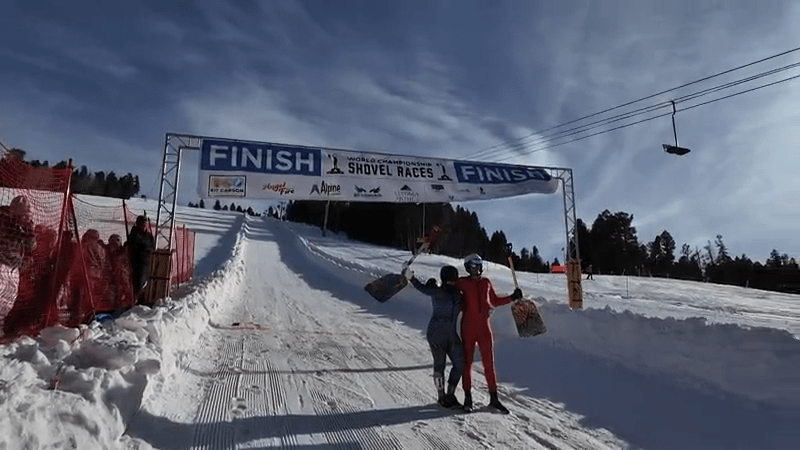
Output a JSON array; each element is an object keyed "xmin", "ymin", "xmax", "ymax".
[
  {"xmin": 0, "ymin": 195, "xmax": 35, "ymax": 336},
  {"xmin": 106, "ymin": 234, "xmax": 134, "ymax": 309},
  {"xmin": 0, "ymin": 195, "xmax": 36, "ymax": 270},
  {"xmin": 3, "ymin": 224, "xmax": 57, "ymax": 337},
  {"xmin": 82, "ymin": 228, "xmax": 114, "ymax": 309},
  {"xmin": 455, "ymin": 253, "xmax": 522, "ymax": 414},
  {"xmin": 126, "ymin": 215, "xmax": 155, "ymax": 302},
  {"xmin": 586, "ymin": 264, "xmax": 594, "ymax": 280},
  {"xmin": 404, "ymin": 265, "xmax": 465, "ymax": 408},
  {"xmin": 82, "ymin": 229, "xmax": 107, "ymax": 278}
]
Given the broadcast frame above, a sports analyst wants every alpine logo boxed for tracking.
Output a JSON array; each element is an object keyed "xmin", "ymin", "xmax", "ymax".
[
  {"xmin": 354, "ymin": 185, "xmax": 382, "ymax": 198},
  {"xmin": 310, "ymin": 180, "xmax": 341, "ymax": 196}
]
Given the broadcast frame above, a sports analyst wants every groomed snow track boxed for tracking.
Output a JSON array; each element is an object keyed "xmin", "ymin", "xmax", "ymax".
[{"xmin": 127, "ymin": 217, "xmax": 625, "ymax": 449}]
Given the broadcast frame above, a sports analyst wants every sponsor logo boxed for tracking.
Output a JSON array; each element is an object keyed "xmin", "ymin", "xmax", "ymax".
[
  {"xmin": 201, "ymin": 139, "xmax": 322, "ymax": 176},
  {"xmin": 437, "ymin": 163, "xmax": 452, "ymax": 181},
  {"xmin": 395, "ymin": 185, "xmax": 419, "ymax": 202},
  {"xmin": 454, "ymin": 162, "xmax": 551, "ymax": 184},
  {"xmin": 262, "ymin": 182, "xmax": 294, "ymax": 195},
  {"xmin": 327, "ymin": 153, "xmax": 344, "ymax": 174},
  {"xmin": 431, "ymin": 184, "xmax": 445, "ymax": 192},
  {"xmin": 310, "ymin": 180, "xmax": 342, "ymax": 196},
  {"xmin": 208, "ymin": 175, "xmax": 246, "ymax": 197},
  {"xmin": 354, "ymin": 185, "xmax": 383, "ymax": 198}
]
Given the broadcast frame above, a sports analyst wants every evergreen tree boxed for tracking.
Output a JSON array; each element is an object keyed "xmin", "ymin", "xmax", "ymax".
[
  {"xmin": 646, "ymin": 230, "xmax": 676, "ymax": 276},
  {"xmin": 714, "ymin": 235, "xmax": 732, "ymax": 264},
  {"xmin": 589, "ymin": 210, "xmax": 644, "ymax": 275}
]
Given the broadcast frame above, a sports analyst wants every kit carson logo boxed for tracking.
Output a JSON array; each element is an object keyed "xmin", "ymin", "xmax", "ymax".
[
  {"xmin": 208, "ymin": 175, "xmax": 246, "ymax": 197},
  {"xmin": 354, "ymin": 185, "xmax": 382, "ymax": 198},
  {"xmin": 310, "ymin": 180, "xmax": 342, "ymax": 196}
]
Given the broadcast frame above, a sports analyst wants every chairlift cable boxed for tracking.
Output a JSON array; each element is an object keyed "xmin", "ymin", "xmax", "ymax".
[
  {"xmin": 474, "ymin": 63, "xmax": 800, "ymax": 161},
  {"xmin": 491, "ymin": 72, "xmax": 800, "ymax": 162},
  {"xmin": 471, "ymin": 61, "xmax": 800, "ymax": 160},
  {"xmin": 465, "ymin": 47, "xmax": 800, "ymax": 161}
]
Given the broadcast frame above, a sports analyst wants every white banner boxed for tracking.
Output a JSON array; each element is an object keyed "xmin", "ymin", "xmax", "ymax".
[{"xmin": 197, "ymin": 138, "xmax": 559, "ymax": 202}]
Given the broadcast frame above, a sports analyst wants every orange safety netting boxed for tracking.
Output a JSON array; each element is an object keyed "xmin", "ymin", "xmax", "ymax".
[{"xmin": 0, "ymin": 152, "xmax": 196, "ymax": 341}]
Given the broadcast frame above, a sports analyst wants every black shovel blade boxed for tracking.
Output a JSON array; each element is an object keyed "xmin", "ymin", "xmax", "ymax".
[{"xmin": 364, "ymin": 273, "xmax": 408, "ymax": 303}]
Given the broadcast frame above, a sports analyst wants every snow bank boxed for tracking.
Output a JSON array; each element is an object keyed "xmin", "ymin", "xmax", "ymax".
[
  {"xmin": 0, "ymin": 213, "xmax": 248, "ymax": 448},
  {"xmin": 535, "ymin": 299, "xmax": 800, "ymax": 408},
  {"xmin": 291, "ymin": 221, "xmax": 800, "ymax": 409}
]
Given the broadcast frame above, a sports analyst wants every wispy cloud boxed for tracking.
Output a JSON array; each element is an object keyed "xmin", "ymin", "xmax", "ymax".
[{"xmin": 0, "ymin": 0, "xmax": 798, "ymax": 261}]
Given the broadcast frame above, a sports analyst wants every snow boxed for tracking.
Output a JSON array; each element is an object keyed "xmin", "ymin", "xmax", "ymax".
[{"xmin": 1, "ymin": 197, "xmax": 799, "ymax": 449}]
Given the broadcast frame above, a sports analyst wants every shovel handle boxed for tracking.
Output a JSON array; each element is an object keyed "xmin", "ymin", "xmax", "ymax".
[{"xmin": 508, "ymin": 256, "xmax": 519, "ymax": 289}]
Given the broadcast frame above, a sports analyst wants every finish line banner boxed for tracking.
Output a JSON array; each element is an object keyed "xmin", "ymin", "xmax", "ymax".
[{"xmin": 197, "ymin": 138, "xmax": 559, "ymax": 202}]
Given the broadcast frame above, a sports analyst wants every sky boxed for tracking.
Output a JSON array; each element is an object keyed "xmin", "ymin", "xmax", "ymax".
[
  {"xmin": 1, "ymin": 1, "xmax": 799, "ymax": 263},
  {"xmin": 1, "ymin": 195, "xmax": 799, "ymax": 449}
]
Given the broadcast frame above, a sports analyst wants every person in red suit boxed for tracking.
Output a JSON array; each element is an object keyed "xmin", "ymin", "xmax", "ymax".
[{"xmin": 455, "ymin": 253, "xmax": 522, "ymax": 414}]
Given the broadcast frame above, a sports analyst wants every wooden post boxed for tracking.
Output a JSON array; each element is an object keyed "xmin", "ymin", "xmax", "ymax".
[
  {"xmin": 145, "ymin": 249, "xmax": 173, "ymax": 305},
  {"xmin": 567, "ymin": 258, "xmax": 583, "ymax": 309}
]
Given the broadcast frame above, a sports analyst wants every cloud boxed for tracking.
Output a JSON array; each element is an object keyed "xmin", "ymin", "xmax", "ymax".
[{"xmin": 1, "ymin": 0, "xmax": 799, "ymax": 262}]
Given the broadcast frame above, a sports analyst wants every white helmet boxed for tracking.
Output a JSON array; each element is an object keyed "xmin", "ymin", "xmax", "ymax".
[{"xmin": 464, "ymin": 253, "xmax": 484, "ymax": 276}]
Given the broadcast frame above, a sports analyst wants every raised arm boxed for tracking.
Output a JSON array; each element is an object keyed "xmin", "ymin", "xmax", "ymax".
[{"xmin": 486, "ymin": 278, "xmax": 518, "ymax": 307}]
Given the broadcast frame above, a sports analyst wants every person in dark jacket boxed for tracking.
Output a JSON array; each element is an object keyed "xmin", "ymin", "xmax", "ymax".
[
  {"xmin": 404, "ymin": 265, "xmax": 464, "ymax": 408},
  {"xmin": 126, "ymin": 215, "xmax": 155, "ymax": 302}
]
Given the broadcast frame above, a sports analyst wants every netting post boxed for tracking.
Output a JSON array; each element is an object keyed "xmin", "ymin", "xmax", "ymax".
[
  {"xmin": 45, "ymin": 160, "xmax": 74, "ymax": 327},
  {"xmin": 69, "ymin": 197, "xmax": 96, "ymax": 322}
]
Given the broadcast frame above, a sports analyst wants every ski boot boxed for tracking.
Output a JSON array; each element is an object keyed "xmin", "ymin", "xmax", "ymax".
[
  {"xmin": 488, "ymin": 391, "xmax": 510, "ymax": 414},
  {"xmin": 462, "ymin": 391, "xmax": 474, "ymax": 413},
  {"xmin": 434, "ymin": 375, "xmax": 448, "ymax": 407},
  {"xmin": 441, "ymin": 383, "xmax": 462, "ymax": 408}
]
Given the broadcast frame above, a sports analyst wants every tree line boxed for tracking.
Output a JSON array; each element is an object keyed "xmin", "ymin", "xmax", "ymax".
[
  {"xmin": 286, "ymin": 201, "xmax": 800, "ymax": 294},
  {"xmin": 286, "ymin": 201, "xmax": 552, "ymax": 273},
  {"xmin": 186, "ymin": 199, "xmax": 261, "ymax": 217},
  {"xmin": 7, "ymin": 148, "xmax": 140, "ymax": 199},
  {"xmin": 578, "ymin": 210, "xmax": 800, "ymax": 292}
]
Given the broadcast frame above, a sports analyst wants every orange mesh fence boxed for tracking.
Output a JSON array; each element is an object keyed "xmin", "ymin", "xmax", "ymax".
[
  {"xmin": 71, "ymin": 196, "xmax": 138, "ymax": 314},
  {"xmin": 72, "ymin": 197, "xmax": 197, "ymax": 311},
  {"xmin": 0, "ymin": 154, "xmax": 75, "ymax": 338},
  {"xmin": 0, "ymin": 152, "xmax": 196, "ymax": 341}
]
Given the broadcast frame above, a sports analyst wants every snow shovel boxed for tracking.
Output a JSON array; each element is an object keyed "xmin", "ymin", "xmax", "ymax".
[
  {"xmin": 364, "ymin": 227, "xmax": 443, "ymax": 303},
  {"xmin": 508, "ymin": 256, "xmax": 547, "ymax": 337}
]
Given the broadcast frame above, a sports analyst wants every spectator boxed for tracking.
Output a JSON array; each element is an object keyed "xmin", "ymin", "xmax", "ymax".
[
  {"xmin": 0, "ymin": 195, "xmax": 36, "ymax": 270},
  {"xmin": 106, "ymin": 233, "xmax": 133, "ymax": 309},
  {"xmin": 82, "ymin": 229, "xmax": 112, "ymax": 309},
  {"xmin": 126, "ymin": 215, "xmax": 155, "ymax": 302},
  {"xmin": 0, "ymin": 195, "xmax": 35, "ymax": 336},
  {"xmin": 3, "ymin": 224, "xmax": 56, "ymax": 337}
]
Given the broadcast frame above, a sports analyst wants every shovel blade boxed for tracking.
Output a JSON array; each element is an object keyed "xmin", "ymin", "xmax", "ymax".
[{"xmin": 364, "ymin": 273, "xmax": 408, "ymax": 303}]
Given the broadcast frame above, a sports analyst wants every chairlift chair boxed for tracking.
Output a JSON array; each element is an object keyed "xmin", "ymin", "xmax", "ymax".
[{"xmin": 663, "ymin": 101, "xmax": 691, "ymax": 156}]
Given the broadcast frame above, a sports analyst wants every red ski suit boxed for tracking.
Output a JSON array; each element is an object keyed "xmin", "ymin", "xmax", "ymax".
[{"xmin": 455, "ymin": 276, "xmax": 514, "ymax": 392}]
